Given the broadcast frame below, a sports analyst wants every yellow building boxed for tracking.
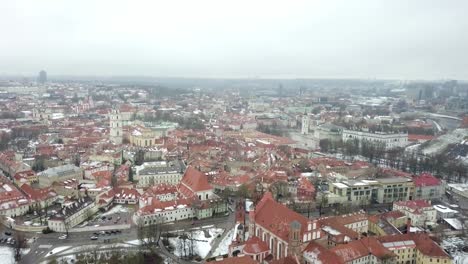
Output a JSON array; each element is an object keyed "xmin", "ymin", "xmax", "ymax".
[
  {"xmin": 379, "ymin": 233, "xmax": 452, "ymax": 264},
  {"xmin": 129, "ymin": 126, "xmax": 163, "ymax": 148}
]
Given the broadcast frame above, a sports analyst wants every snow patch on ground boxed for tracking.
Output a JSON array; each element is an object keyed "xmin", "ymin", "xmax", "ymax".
[
  {"xmin": 421, "ymin": 129, "xmax": 468, "ymax": 155},
  {"xmin": 454, "ymin": 253, "xmax": 468, "ymax": 264},
  {"xmin": 126, "ymin": 239, "xmax": 142, "ymax": 246},
  {"xmin": 48, "ymin": 246, "xmax": 72, "ymax": 256},
  {"xmin": 212, "ymin": 224, "xmax": 239, "ymax": 257},
  {"xmin": 168, "ymin": 228, "xmax": 224, "ymax": 258},
  {"xmin": 102, "ymin": 205, "xmax": 128, "ymax": 216},
  {"xmin": 0, "ymin": 247, "xmax": 14, "ymax": 264}
]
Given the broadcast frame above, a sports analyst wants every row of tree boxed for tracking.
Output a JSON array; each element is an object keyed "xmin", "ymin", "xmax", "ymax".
[{"xmin": 319, "ymin": 138, "xmax": 467, "ymax": 181}]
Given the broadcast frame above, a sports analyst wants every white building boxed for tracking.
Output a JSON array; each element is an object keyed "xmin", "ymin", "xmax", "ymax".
[
  {"xmin": 109, "ymin": 107, "xmax": 123, "ymax": 144},
  {"xmin": 433, "ymin": 204, "xmax": 458, "ymax": 220},
  {"xmin": 135, "ymin": 160, "xmax": 185, "ymax": 187},
  {"xmin": 393, "ymin": 200, "xmax": 437, "ymax": 227},
  {"xmin": 342, "ymin": 129, "xmax": 408, "ymax": 149},
  {"xmin": 48, "ymin": 198, "xmax": 98, "ymax": 232},
  {"xmin": 134, "ymin": 166, "xmax": 227, "ymax": 226}
]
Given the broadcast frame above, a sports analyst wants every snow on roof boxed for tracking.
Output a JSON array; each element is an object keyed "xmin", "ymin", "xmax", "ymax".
[
  {"xmin": 322, "ymin": 226, "xmax": 341, "ymax": 235},
  {"xmin": 433, "ymin": 205, "xmax": 458, "ymax": 214},
  {"xmin": 333, "ymin": 182, "xmax": 348, "ymax": 189},
  {"xmin": 444, "ymin": 218, "xmax": 463, "ymax": 230}
]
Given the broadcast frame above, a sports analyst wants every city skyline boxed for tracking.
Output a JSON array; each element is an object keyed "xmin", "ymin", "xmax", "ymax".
[{"xmin": 1, "ymin": 0, "xmax": 468, "ymax": 80}]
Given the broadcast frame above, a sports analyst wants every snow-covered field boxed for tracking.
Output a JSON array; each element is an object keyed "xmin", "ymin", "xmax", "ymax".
[
  {"xmin": 212, "ymin": 224, "xmax": 239, "ymax": 257},
  {"xmin": 421, "ymin": 129, "xmax": 468, "ymax": 155},
  {"xmin": 0, "ymin": 247, "xmax": 14, "ymax": 264},
  {"xmin": 454, "ymin": 253, "xmax": 468, "ymax": 264},
  {"xmin": 441, "ymin": 236, "xmax": 468, "ymax": 264},
  {"xmin": 168, "ymin": 228, "xmax": 224, "ymax": 258}
]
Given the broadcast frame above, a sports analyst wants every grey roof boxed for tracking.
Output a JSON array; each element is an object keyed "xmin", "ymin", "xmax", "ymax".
[{"xmin": 38, "ymin": 164, "xmax": 81, "ymax": 178}]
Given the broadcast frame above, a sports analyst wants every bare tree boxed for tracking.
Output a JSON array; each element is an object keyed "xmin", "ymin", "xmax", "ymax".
[
  {"xmin": 64, "ymin": 220, "xmax": 70, "ymax": 236},
  {"xmin": 14, "ymin": 232, "xmax": 27, "ymax": 261},
  {"xmin": 137, "ymin": 215, "xmax": 164, "ymax": 254}
]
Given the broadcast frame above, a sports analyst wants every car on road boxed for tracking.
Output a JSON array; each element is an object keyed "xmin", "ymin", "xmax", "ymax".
[
  {"xmin": 4, "ymin": 232, "xmax": 12, "ymax": 236},
  {"xmin": 90, "ymin": 236, "xmax": 98, "ymax": 240},
  {"xmin": 58, "ymin": 234, "xmax": 68, "ymax": 239}
]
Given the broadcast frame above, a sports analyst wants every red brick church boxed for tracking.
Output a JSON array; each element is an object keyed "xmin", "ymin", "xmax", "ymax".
[{"xmin": 230, "ymin": 192, "xmax": 322, "ymax": 262}]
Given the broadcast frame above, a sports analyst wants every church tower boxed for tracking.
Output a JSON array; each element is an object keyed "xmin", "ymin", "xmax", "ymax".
[
  {"xmin": 288, "ymin": 220, "xmax": 302, "ymax": 258},
  {"xmin": 109, "ymin": 107, "xmax": 123, "ymax": 144},
  {"xmin": 301, "ymin": 113, "xmax": 309, "ymax": 134}
]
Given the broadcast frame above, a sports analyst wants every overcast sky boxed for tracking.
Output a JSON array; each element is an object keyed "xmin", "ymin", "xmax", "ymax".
[{"xmin": 1, "ymin": 0, "xmax": 467, "ymax": 80}]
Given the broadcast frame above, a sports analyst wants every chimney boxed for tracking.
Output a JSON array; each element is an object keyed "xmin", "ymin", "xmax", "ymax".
[{"xmin": 406, "ymin": 218, "xmax": 411, "ymax": 234}]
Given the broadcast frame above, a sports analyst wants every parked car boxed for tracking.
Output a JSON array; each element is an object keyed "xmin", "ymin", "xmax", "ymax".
[
  {"xmin": 58, "ymin": 234, "xmax": 68, "ymax": 240},
  {"xmin": 4, "ymin": 232, "xmax": 12, "ymax": 236},
  {"xmin": 90, "ymin": 236, "xmax": 98, "ymax": 240}
]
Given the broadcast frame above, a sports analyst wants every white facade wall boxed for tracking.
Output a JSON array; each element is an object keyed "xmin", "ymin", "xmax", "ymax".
[
  {"xmin": 342, "ymin": 129, "xmax": 408, "ymax": 149},
  {"xmin": 136, "ymin": 206, "xmax": 194, "ymax": 226},
  {"xmin": 137, "ymin": 172, "xmax": 182, "ymax": 187}
]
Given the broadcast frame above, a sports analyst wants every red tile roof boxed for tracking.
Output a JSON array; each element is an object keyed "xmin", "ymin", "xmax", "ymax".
[
  {"xmin": 303, "ymin": 241, "xmax": 344, "ymax": 264},
  {"xmin": 408, "ymin": 134, "xmax": 435, "ymax": 141},
  {"xmin": 331, "ymin": 237, "xmax": 395, "ymax": 262},
  {"xmin": 252, "ymin": 192, "xmax": 310, "ymax": 241},
  {"xmin": 413, "ymin": 173, "xmax": 441, "ymax": 187},
  {"xmin": 20, "ymin": 184, "xmax": 57, "ymax": 201},
  {"xmin": 378, "ymin": 233, "xmax": 450, "ymax": 258},
  {"xmin": 269, "ymin": 256, "xmax": 300, "ymax": 264},
  {"xmin": 394, "ymin": 200, "xmax": 432, "ymax": 210},
  {"xmin": 180, "ymin": 166, "xmax": 212, "ymax": 193},
  {"xmin": 212, "ymin": 256, "xmax": 258, "ymax": 264},
  {"xmin": 243, "ymin": 236, "xmax": 269, "ymax": 254}
]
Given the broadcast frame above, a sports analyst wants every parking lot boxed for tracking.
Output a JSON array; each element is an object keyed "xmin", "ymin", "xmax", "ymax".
[
  {"xmin": 84, "ymin": 205, "xmax": 133, "ymax": 228},
  {"xmin": 0, "ymin": 231, "xmax": 16, "ymax": 247}
]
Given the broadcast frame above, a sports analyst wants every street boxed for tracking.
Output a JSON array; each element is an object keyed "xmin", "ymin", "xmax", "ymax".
[{"xmin": 19, "ymin": 213, "xmax": 233, "ymax": 264}]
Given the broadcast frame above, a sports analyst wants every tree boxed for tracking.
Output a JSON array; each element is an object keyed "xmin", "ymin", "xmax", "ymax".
[
  {"xmin": 236, "ymin": 184, "xmax": 250, "ymax": 199},
  {"xmin": 318, "ymin": 194, "xmax": 328, "ymax": 217},
  {"xmin": 14, "ymin": 232, "xmax": 27, "ymax": 261},
  {"xmin": 128, "ymin": 167, "xmax": 134, "ymax": 182},
  {"xmin": 136, "ymin": 216, "xmax": 164, "ymax": 255},
  {"xmin": 32, "ymin": 156, "xmax": 46, "ymax": 172},
  {"xmin": 319, "ymin": 139, "xmax": 330, "ymax": 153},
  {"xmin": 64, "ymin": 220, "xmax": 70, "ymax": 236},
  {"xmin": 135, "ymin": 149, "xmax": 145, "ymax": 165}
]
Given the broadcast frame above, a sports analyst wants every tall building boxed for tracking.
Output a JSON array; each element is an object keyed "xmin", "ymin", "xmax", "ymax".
[
  {"xmin": 38, "ymin": 70, "xmax": 47, "ymax": 84},
  {"xmin": 109, "ymin": 108, "xmax": 123, "ymax": 144}
]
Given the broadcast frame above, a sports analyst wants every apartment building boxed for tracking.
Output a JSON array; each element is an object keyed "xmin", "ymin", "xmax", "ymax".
[{"xmin": 328, "ymin": 177, "xmax": 415, "ymax": 206}]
